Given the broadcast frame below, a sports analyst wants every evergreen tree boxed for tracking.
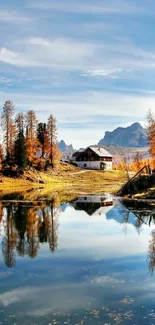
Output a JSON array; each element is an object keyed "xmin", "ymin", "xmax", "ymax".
[
  {"xmin": 15, "ymin": 113, "xmax": 27, "ymax": 170},
  {"xmin": 37, "ymin": 123, "xmax": 46, "ymax": 157}
]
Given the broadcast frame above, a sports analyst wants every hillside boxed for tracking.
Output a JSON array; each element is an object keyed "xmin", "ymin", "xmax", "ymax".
[
  {"xmin": 0, "ymin": 163, "xmax": 127, "ymax": 197},
  {"xmin": 99, "ymin": 122, "xmax": 147, "ymax": 148}
]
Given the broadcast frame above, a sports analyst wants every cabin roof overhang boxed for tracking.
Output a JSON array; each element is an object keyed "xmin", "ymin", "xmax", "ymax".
[{"xmin": 75, "ymin": 146, "xmax": 113, "ymax": 160}]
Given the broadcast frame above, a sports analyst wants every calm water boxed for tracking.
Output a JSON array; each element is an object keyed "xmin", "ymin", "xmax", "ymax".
[{"xmin": 0, "ymin": 194, "xmax": 155, "ymax": 324}]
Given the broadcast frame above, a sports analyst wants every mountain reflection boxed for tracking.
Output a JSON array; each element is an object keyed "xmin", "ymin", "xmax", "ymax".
[
  {"xmin": 0, "ymin": 201, "xmax": 59, "ymax": 268},
  {"xmin": 0, "ymin": 194, "xmax": 155, "ymax": 273}
]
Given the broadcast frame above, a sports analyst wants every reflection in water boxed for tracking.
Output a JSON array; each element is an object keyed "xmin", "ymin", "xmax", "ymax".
[
  {"xmin": 0, "ymin": 194, "xmax": 155, "ymax": 274},
  {"xmin": 72, "ymin": 194, "xmax": 113, "ymax": 215},
  {"xmin": 148, "ymin": 230, "xmax": 155, "ymax": 275},
  {"xmin": 0, "ymin": 194, "xmax": 155, "ymax": 324},
  {"xmin": 0, "ymin": 201, "xmax": 59, "ymax": 267}
]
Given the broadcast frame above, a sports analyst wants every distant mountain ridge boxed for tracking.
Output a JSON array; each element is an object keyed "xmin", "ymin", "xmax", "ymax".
[
  {"xmin": 58, "ymin": 140, "xmax": 74, "ymax": 152},
  {"xmin": 98, "ymin": 122, "xmax": 147, "ymax": 148}
]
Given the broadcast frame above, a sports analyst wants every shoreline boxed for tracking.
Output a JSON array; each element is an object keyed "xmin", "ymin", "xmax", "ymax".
[{"xmin": 0, "ymin": 167, "xmax": 127, "ymax": 200}]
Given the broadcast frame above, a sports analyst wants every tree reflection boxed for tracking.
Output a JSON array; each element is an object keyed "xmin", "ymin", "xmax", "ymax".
[
  {"xmin": 148, "ymin": 230, "xmax": 155, "ymax": 275},
  {"xmin": 2, "ymin": 206, "xmax": 17, "ymax": 268},
  {"xmin": 26, "ymin": 207, "xmax": 40, "ymax": 259},
  {"xmin": 49, "ymin": 202, "xmax": 58, "ymax": 252},
  {"xmin": 14, "ymin": 205, "xmax": 28, "ymax": 256},
  {"xmin": 0, "ymin": 200, "xmax": 59, "ymax": 268}
]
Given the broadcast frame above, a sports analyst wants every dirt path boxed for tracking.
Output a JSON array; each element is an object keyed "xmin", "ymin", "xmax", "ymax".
[{"xmin": 69, "ymin": 169, "xmax": 91, "ymax": 175}]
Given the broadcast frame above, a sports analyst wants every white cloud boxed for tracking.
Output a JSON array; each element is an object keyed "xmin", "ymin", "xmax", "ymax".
[
  {"xmin": 1, "ymin": 89, "xmax": 153, "ymax": 119},
  {"xmin": 90, "ymin": 275, "xmax": 125, "ymax": 285},
  {"xmin": 56, "ymin": 205, "xmax": 150, "ymax": 260},
  {"xmin": 0, "ymin": 37, "xmax": 95, "ymax": 69},
  {"xmin": 1, "ymin": 34, "xmax": 155, "ymax": 78},
  {"xmin": 84, "ymin": 68, "xmax": 124, "ymax": 78},
  {"xmin": 0, "ymin": 77, "xmax": 12, "ymax": 84},
  {"xmin": 0, "ymin": 10, "xmax": 31, "ymax": 23},
  {"xmin": 0, "ymin": 287, "xmax": 40, "ymax": 307},
  {"xmin": 29, "ymin": 0, "xmax": 146, "ymax": 15},
  {"xmin": 0, "ymin": 48, "xmax": 40, "ymax": 67}
]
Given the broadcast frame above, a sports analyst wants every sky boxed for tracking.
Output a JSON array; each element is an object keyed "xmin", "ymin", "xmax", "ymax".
[{"xmin": 1, "ymin": 0, "xmax": 155, "ymax": 148}]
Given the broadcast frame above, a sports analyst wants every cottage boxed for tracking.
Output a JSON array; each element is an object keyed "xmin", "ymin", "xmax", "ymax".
[{"xmin": 73, "ymin": 146, "xmax": 113, "ymax": 170}]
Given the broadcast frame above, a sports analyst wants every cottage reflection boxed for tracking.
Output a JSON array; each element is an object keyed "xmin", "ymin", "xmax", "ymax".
[{"xmin": 71, "ymin": 194, "xmax": 113, "ymax": 216}]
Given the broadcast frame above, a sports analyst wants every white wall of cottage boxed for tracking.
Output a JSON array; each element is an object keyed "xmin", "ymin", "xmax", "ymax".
[{"xmin": 76, "ymin": 160, "xmax": 112, "ymax": 170}]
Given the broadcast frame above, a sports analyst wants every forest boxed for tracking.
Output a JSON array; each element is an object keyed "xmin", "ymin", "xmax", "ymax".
[{"xmin": 0, "ymin": 100, "xmax": 61, "ymax": 175}]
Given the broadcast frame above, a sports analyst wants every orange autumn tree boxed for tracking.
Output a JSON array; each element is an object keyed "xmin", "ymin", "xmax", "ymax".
[
  {"xmin": 132, "ymin": 152, "xmax": 142, "ymax": 172},
  {"xmin": 47, "ymin": 114, "xmax": 61, "ymax": 167},
  {"xmin": 26, "ymin": 110, "xmax": 41, "ymax": 167}
]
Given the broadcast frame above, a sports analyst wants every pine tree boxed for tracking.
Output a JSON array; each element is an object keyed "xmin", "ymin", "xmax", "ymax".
[
  {"xmin": 37, "ymin": 123, "xmax": 50, "ymax": 158},
  {"xmin": 14, "ymin": 113, "xmax": 27, "ymax": 170},
  {"xmin": 15, "ymin": 130, "xmax": 27, "ymax": 170}
]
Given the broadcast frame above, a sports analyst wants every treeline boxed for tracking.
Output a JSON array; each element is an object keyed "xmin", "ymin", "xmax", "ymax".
[
  {"xmin": 113, "ymin": 153, "xmax": 155, "ymax": 173},
  {"xmin": 0, "ymin": 100, "xmax": 61, "ymax": 173}
]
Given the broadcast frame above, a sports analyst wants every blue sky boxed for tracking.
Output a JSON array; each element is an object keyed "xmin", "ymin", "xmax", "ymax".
[{"xmin": 0, "ymin": 0, "xmax": 155, "ymax": 147}]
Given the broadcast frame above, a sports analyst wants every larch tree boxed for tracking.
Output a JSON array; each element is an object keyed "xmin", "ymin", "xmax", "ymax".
[
  {"xmin": 26, "ymin": 110, "xmax": 40, "ymax": 167},
  {"xmin": 47, "ymin": 114, "xmax": 58, "ymax": 167},
  {"xmin": 15, "ymin": 113, "xmax": 27, "ymax": 170},
  {"xmin": 1, "ymin": 100, "xmax": 16, "ymax": 164},
  {"xmin": 133, "ymin": 152, "xmax": 142, "ymax": 172}
]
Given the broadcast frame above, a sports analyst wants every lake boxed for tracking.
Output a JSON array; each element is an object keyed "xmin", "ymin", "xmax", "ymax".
[{"xmin": 0, "ymin": 193, "xmax": 155, "ymax": 324}]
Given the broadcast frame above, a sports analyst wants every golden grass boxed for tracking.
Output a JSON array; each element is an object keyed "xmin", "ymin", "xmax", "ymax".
[{"xmin": 0, "ymin": 163, "xmax": 127, "ymax": 198}]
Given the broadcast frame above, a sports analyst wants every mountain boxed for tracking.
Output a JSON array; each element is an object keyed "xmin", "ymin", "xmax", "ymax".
[
  {"xmin": 98, "ymin": 122, "xmax": 147, "ymax": 148},
  {"xmin": 58, "ymin": 140, "xmax": 74, "ymax": 152}
]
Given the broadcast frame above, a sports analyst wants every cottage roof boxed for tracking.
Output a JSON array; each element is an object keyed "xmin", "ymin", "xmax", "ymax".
[
  {"xmin": 72, "ymin": 150, "xmax": 84, "ymax": 158},
  {"xmin": 89, "ymin": 146, "xmax": 113, "ymax": 158}
]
